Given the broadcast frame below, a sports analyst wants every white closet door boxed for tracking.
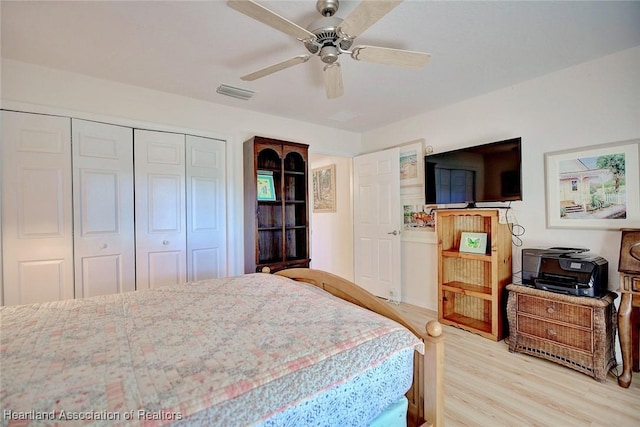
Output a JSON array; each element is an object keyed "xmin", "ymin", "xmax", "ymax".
[
  {"xmin": 186, "ymin": 135, "xmax": 227, "ymax": 281},
  {"xmin": 1, "ymin": 111, "xmax": 73, "ymax": 305},
  {"xmin": 134, "ymin": 129, "xmax": 186, "ymax": 289},
  {"xmin": 72, "ymin": 119, "xmax": 135, "ymax": 298}
]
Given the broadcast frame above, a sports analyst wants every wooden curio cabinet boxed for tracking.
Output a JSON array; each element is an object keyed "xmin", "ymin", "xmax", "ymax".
[{"xmin": 243, "ymin": 136, "xmax": 310, "ymax": 273}]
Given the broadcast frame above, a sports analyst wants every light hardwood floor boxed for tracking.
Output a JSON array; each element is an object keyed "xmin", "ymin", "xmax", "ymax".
[{"xmin": 395, "ymin": 302, "xmax": 640, "ymax": 427}]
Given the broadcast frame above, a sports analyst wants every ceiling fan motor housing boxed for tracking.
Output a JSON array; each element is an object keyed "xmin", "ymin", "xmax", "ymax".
[{"xmin": 304, "ymin": 16, "xmax": 353, "ymax": 63}]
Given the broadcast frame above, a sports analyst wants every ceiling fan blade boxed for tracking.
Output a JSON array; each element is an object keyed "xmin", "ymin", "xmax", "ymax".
[
  {"xmin": 227, "ymin": 0, "xmax": 315, "ymax": 40},
  {"xmin": 339, "ymin": 0, "xmax": 403, "ymax": 39},
  {"xmin": 351, "ymin": 45, "xmax": 430, "ymax": 68},
  {"xmin": 241, "ymin": 55, "xmax": 310, "ymax": 81},
  {"xmin": 324, "ymin": 63, "xmax": 344, "ymax": 99}
]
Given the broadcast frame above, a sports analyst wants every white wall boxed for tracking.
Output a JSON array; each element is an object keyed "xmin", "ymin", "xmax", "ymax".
[
  {"xmin": 363, "ymin": 46, "xmax": 640, "ymax": 309},
  {"xmin": 1, "ymin": 59, "xmax": 362, "ymax": 277},
  {"xmin": 308, "ymin": 154, "xmax": 354, "ymax": 281}
]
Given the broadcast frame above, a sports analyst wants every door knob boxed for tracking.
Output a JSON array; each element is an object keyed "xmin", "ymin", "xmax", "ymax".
[
  {"xmin": 100, "ymin": 243, "xmax": 108, "ymax": 249},
  {"xmin": 387, "ymin": 230, "xmax": 399, "ymax": 236}
]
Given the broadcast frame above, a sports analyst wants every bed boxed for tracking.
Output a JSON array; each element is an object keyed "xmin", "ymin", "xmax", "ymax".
[{"xmin": 0, "ymin": 268, "xmax": 444, "ymax": 426}]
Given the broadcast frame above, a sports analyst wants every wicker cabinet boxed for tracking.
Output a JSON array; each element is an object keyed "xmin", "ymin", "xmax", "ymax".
[
  {"xmin": 436, "ymin": 209, "xmax": 512, "ymax": 341},
  {"xmin": 243, "ymin": 136, "xmax": 310, "ymax": 273},
  {"xmin": 506, "ymin": 284, "xmax": 617, "ymax": 382}
]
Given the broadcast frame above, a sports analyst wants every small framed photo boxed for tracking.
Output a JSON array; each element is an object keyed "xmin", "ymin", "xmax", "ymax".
[
  {"xmin": 257, "ymin": 171, "xmax": 276, "ymax": 201},
  {"xmin": 459, "ymin": 232, "xmax": 488, "ymax": 254}
]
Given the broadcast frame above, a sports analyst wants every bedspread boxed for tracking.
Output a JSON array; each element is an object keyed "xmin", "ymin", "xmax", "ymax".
[{"xmin": 1, "ymin": 273, "xmax": 422, "ymax": 426}]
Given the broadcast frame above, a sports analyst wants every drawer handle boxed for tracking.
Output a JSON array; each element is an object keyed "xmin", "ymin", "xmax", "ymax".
[
  {"xmin": 546, "ymin": 329, "xmax": 557, "ymax": 337},
  {"xmin": 546, "ymin": 306, "xmax": 555, "ymax": 314}
]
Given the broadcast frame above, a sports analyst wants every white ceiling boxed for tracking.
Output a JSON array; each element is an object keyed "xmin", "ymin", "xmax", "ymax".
[{"xmin": 2, "ymin": 1, "xmax": 640, "ymax": 133}]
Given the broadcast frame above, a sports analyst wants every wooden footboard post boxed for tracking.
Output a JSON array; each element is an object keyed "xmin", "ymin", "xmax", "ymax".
[{"xmin": 422, "ymin": 320, "xmax": 444, "ymax": 427}]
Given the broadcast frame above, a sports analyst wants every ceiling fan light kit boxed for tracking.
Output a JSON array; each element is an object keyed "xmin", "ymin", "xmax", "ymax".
[{"xmin": 227, "ymin": 0, "xmax": 430, "ymax": 99}]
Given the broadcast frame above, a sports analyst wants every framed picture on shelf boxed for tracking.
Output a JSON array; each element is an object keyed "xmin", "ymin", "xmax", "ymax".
[
  {"xmin": 459, "ymin": 232, "xmax": 488, "ymax": 254},
  {"xmin": 257, "ymin": 171, "xmax": 276, "ymax": 201},
  {"xmin": 399, "ymin": 140, "xmax": 425, "ymax": 187},
  {"xmin": 312, "ymin": 164, "xmax": 336, "ymax": 212},
  {"xmin": 544, "ymin": 139, "xmax": 640, "ymax": 229}
]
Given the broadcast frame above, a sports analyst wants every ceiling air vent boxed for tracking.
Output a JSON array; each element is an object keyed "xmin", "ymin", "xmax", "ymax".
[{"xmin": 216, "ymin": 84, "xmax": 255, "ymax": 101}]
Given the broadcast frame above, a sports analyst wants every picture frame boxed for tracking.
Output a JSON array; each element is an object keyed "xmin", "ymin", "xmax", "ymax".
[
  {"xmin": 256, "ymin": 171, "xmax": 276, "ymax": 201},
  {"xmin": 402, "ymin": 198, "xmax": 435, "ymax": 231},
  {"xmin": 399, "ymin": 140, "xmax": 425, "ymax": 188},
  {"xmin": 312, "ymin": 164, "xmax": 336, "ymax": 213},
  {"xmin": 544, "ymin": 139, "xmax": 640, "ymax": 230},
  {"xmin": 459, "ymin": 232, "xmax": 488, "ymax": 254}
]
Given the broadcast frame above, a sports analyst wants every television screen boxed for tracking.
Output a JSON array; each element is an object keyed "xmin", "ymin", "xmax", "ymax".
[{"xmin": 425, "ymin": 137, "xmax": 522, "ymax": 206}]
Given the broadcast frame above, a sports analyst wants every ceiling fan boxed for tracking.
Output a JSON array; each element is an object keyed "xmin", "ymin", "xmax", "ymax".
[{"xmin": 227, "ymin": 0, "xmax": 431, "ymax": 99}]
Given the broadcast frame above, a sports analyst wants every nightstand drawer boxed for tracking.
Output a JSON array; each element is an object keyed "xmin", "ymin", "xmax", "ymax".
[
  {"xmin": 620, "ymin": 274, "xmax": 640, "ymax": 293},
  {"xmin": 517, "ymin": 314, "xmax": 593, "ymax": 352},
  {"xmin": 516, "ymin": 294, "xmax": 592, "ymax": 328}
]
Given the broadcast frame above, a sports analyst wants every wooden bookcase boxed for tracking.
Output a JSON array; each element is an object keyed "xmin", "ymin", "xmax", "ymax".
[
  {"xmin": 243, "ymin": 136, "xmax": 310, "ymax": 273},
  {"xmin": 436, "ymin": 209, "xmax": 512, "ymax": 341}
]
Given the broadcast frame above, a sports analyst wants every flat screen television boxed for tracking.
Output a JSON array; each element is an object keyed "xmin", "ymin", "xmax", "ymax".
[{"xmin": 425, "ymin": 137, "xmax": 522, "ymax": 207}]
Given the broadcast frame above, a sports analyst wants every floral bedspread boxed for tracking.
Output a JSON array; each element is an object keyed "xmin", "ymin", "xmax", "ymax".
[{"xmin": 1, "ymin": 273, "xmax": 422, "ymax": 426}]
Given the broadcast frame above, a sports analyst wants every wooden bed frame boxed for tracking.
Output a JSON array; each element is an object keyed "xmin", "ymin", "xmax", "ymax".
[{"xmin": 275, "ymin": 268, "xmax": 444, "ymax": 427}]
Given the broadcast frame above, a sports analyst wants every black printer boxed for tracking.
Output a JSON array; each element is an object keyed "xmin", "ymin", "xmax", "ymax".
[{"xmin": 521, "ymin": 247, "xmax": 608, "ymax": 297}]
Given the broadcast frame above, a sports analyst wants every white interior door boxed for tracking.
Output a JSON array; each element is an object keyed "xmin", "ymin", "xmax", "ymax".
[
  {"xmin": 186, "ymin": 135, "xmax": 227, "ymax": 281},
  {"xmin": 134, "ymin": 129, "xmax": 186, "ymax": 289},
  {"xmin": 353, "ymin": 147, "xmax": 402, "ymax": 300},
  {"xmin": 1, "ymin": 111, "xmax": 74, "ymax": 305},
  {"xmin": 72, "ymin": 119, "xmax": 135, "ymax": 297}
]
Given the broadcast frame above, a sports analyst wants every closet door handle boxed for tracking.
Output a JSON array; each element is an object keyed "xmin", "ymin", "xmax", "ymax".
[
  {"xmin": 162, "ymin": 240, "xmax": 170, "ymax": 245},
  {"xmin": 387, "ymin": 230, "xmax": 399, "ymax": 236},
  {"xmin": 100, "ymin": 243, "xmax": 108, "ymax": 249}
]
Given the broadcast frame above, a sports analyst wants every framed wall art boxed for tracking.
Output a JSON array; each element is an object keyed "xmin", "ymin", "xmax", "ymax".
[
  {"xmin": 402, "ymin": 198, "xmax": 435, "ymax": 231},
  {"xmin": 544, "ymin": 139, "xmax": 640, "ymax": 229},
  {"xmin": 399, "ymin": 140, "xmax": 424, "ymax": 188},
  {"xmin": 312, "ymin": 164, "xmax": 336, "ymax": 213}
]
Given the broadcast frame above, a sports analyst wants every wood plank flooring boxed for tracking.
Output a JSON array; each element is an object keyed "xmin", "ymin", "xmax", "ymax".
[{"xmin": 394, "ymin": 302, "xmax": 640, "ymax": 427}]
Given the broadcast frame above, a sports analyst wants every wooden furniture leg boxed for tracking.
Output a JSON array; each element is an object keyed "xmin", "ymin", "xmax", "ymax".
[
  {"xmin": 618, "ymin": 292, "xmax": 633, "ymax": 388},
  {"xmin": 633, "ymin": 300, "xmax": 640, "ymax": 372}
]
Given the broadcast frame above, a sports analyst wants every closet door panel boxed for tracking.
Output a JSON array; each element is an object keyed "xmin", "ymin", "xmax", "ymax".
[
  {"xmin": 186, "ymin": 135, "xmax": 227, "ymax": 281},
  {"xmin": 1, "ymin": 111, "xmax": 73, "ymax": 305},
  {"xmin": 72, "ymin": 119, "xmax": 135, "ymax": 298},
  {"xmin": 135, "ymin": 129, "xmax": 186, "ymax": 289}
]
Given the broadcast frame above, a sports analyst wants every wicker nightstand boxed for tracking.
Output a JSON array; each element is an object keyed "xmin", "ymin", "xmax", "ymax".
[{"xmin": 506, "ymin": 284, "xmax": 617, "ymax": 382}]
